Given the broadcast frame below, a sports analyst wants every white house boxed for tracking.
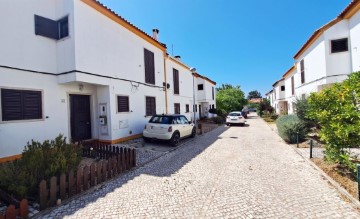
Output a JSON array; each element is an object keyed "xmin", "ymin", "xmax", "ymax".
[
  {"xmin": 0, "ymin": 0, "xmax": 216, "ymax": 162},
  {"xmin": 271, "ymin": 78, "xmax": 287, "ymax": 114},
  {"xmin": 194, "ymin": 73, "xmax": 217, "ymax": 119},
  {"xmin": 268, "ymin": 0, "xmax": 360, "ymax": 115}
]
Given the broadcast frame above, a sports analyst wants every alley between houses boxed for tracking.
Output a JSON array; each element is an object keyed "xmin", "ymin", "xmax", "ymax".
[{"xmin": 38, "ymin": 113, "xmax": 360, "ymax": 218}]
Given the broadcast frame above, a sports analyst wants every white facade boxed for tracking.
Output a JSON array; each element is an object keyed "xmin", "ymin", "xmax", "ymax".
[
  {"xmin": 0, "ymin": 0, "xmax": 216, "ymax": 160},
  {"xmin": 268, "ymin": 1, "xmax": 360, "ymax": 115},
  {"xmin": 195, "ymin": 76, "xmax": 217, "ymax": 119}
]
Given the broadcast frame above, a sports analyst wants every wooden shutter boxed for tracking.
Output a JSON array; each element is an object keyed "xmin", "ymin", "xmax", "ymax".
[
  {"xmin": 144, "ymin": 49, "xmax": 155, "ymax": 84},
  {"xmin": 117, "ymin": 96, "xmax": 129, "ymax": 112},
  {"xmin": 174, "ymin": 103, "xmax": 180, "ymax": 114},
  {"xmin": 291, "ymin": 76, "xmax": 295, "ymax": 95},
  {"xmin": 34, "ymin": 15, "xmax": 58, "ymax": 40},
  {"xmin": 146, "ymin": 96, "xmax": 156, "ymax": 116},
  {"xmin": 212, "ymin": 87, "xmax": 214, "ymax": 100},
  {"xmin": 300, "ymin": 60, "xmax": 305, "ymax": 84},
  {"xmin": 58, "ymin": 16, "xmax": 69, "ymax": 39},
  {"xmin": 186, "ymin": 104, "xmax": 189, "ymax": 113},
  {"xmin": 1, "ymin": 89, "xmax": 42, "ymax": 121},
  {"xmin": 173, "ymin": 68, "xmax": 179, "ymax": 94}
]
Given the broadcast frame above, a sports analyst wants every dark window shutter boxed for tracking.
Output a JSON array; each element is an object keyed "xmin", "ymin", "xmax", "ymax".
[
  {"xmin": 144, "ymin": 49, "xmax": 155, "ymax": 84},
  {"xmin": 117, "ymin": 96, "xmax": 129, "ymax": 112},
  {"xmin": 34, "ymin": 15, "xmax": 58, "ymax": 40},
  {"xmin": 174, "ymin": 103, "xmax": 180, "ymax": 114},
  {"xmin": 146, "ymin": 96, "xmax": 156, "ymax": 116},
  {"xmin": 291, "ymin": 76, "xmax": 295, "ymax": 95},
  {"xmin": 331, "ymin": 38, "xmax": 348, "ymax": 53},
  {"xmin": 300, "ymin": 60, "xmax": 305, "ymax": 84},
  {"xmin": 1, "ymin": 89, "xmax": 42, "ymax": 121},
  {"xmin": 58, "ymin": 16, "xmax": 69, "ymax": 39},
  {"xmin": 186, "ymin": 104, "xmax": 189, "ymax": 113},
  {"xmin": 212, "ymin": 87, "xmax": 214, "ymax": 100},
  {"xmin": 173, "ymin": 68, "xmax": 179, "ymax": 94}
]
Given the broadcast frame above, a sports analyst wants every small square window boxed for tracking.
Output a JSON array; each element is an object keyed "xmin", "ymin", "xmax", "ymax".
[
  {"xmin": 198, "ymin": 84, "xmax": 204, "ymax": 90},
  {"xmin": 281, "ymin": 86, "xmax": 285, "ymax": 91},
  {"xmin": 331, "ymin": 38, "xmax": 348, "ymax": 53},
  {"xmin": 117, "ymin": 96, "xmax": 129, "ymax": 113}
]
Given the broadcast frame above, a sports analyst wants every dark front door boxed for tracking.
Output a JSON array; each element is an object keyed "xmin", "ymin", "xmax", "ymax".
[
  {"xmin": 70, "ymin": 94, "xmax": 91, "ymax": 141},
  {"xmin": 199, "ymin": 105, "xmax": 202, "ymax": 119}
]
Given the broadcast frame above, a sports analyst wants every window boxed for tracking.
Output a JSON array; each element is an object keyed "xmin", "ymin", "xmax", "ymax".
[
  {"xmin": 291, "ymin": 76, "xmax": 295, "ymax": 95},
  {"xmin": 144, "ymin": 49, "xmax": 155, "ymax": 84},
  {"xmin": 194, "ymin": 104, "xmax": 197, "ymax": 112},
  {"xmin": 185, "ymin": 104, "xmax": 189, "ymax": 113},
  {"xmin": 198, "ymin": 84, "xmax": 204, "ymax": 90},
  {"xmin": 212, "ymin": 104, "xmax": 215, "ymax": 109},
  {"xmin": 173, "ymin": 68, "xmax": 179, "ymax": 95},
  {"xmin": 1, "ymin": 88, "xmax": 42, "ymax": 121},
  {"xmin": 331, "ymin": 38, "xmax": 348, "ymax": 53},
  {"xmin": 212, "ymin": 87, "xmax": 214, "ymax": 100},
  {"xmin": 179, "ymin": 116, "xmax": 189, "ymax": 124},
  {"xmin": 281, "ymin": 86, "xmax": 285, "ymax": 91},
  {"xmin": 145, "ymin": 96, "xmax": 156, "ymax": 116},
  {"xmin": 174, "ymin": 103, "xmax": 180, "ymax": 114},
  {"xmin": 117, "ymin": 96, "xmax": 129, "ymax": 113},
  {"xmin": 300, "ymin": 59, "xmax": 305, "ymax": 84},
  {"xmin": 34, "ymin": 15, "xmax": 69, "ymax": 40}
]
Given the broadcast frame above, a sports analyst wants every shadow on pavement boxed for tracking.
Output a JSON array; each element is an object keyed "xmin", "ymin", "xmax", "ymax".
[{"xmin": 36, "ymin": 126, "xmax": 229, "ymax": 218}]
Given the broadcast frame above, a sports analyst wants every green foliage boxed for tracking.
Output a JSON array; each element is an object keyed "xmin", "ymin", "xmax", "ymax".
[
  {"xmin": 247, "ymin": 90, "xmax": 262, "ymax": 99},
  {"xmin": 307, "ymin": 71, "xmax": 360, "ymax": 172},
  {"xmin": 216, "ymin": 84, "xmax": 247, "ymax": 116},
  {"xmin": 211, "ymin": 116, "xmax": 225, "ymax": 124},
  {"xmin": 258, "ymin": 99, "xmax": 274, "ymax": 115},
  {"xmin": 0, "ymin": 134, "xmax": 82, "ymax": 199},
  {"xmin": 246, "ymin": 102, "xmax": 259, "ymax": 109},
  {"xmin": 276, "ymin": 115, "xmax": 307, "ymax": 143}
]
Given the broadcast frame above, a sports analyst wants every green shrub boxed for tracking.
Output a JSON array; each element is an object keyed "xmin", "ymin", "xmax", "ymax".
[
  {"xmin": 270, "ymin": 113, "xmax": 278, "ymax": 120},
  {"xmin": 0, "ymin": 134, "xmax": 82, "ymax": 199},
  {"xmin": 276, "ymin": 115, "xmax": 307, "ymax": 143},
  {"xmin": 211, "ymin": 116, "xmax": 225, "ymax": 124}
]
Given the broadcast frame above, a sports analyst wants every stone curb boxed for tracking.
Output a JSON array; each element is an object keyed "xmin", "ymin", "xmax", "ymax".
[
  {"xmin": 262, "ymin": 117, "xmax": 360, "ymax": 210},
  {"xmin": 31, "ymin": 126, "xmax": 221, "ymax": 218}
]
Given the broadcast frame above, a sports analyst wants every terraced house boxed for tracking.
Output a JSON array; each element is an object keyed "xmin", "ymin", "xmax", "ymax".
[
  {"xmin": 0, "ymin": 0, "xmax": 216, "ymax": 162},
  {"xmin": 267, "ymin": 0, "xmax": 360, "ymax": 114}
]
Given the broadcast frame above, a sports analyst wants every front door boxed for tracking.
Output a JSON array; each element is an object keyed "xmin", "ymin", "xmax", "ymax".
[{"xmin": 70, "ymin": 94, "xmax": 91, "ymax": 141}]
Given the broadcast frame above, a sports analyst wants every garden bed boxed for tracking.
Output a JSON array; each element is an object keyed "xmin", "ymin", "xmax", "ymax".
[{"xmin": 312, "ymin": 158, "xmax": 359, "ymax": 200}]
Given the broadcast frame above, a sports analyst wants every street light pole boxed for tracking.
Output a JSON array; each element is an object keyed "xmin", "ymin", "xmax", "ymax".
[{"xmin": 190, "ymin": 67, "xmax": 197, "ymax": 126}]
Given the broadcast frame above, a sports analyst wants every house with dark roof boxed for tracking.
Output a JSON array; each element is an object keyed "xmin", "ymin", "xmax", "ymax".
[{"xmin": 0, "ymin": 0, "xmax": 216, "ymax": 162}]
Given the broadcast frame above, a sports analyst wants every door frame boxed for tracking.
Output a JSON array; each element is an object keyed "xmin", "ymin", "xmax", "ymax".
[{"xmin": 67, "ymin": 92, "xmax": 94, "ymax": 141}]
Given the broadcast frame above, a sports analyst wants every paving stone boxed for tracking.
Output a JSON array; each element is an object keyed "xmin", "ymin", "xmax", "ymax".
[{"xmin": 35, "ymin": 113, "xmax": 360, "ymax": 218}]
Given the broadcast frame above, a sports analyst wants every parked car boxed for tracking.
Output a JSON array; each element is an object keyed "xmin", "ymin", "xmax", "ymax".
[
  {"xmin": 241, "ymin": 110, "xmax": 248, "ymax": 119},
  {"xmin": 143, "ymin": 114, "xmax": 196, "ymax": 146},
  {"xmin": 226, "ymin": 111, "xmax": 246, "ymax": 126},
  {"xmin": 247, "ymin": 108, "xmax": 257, "ymax": 112}
]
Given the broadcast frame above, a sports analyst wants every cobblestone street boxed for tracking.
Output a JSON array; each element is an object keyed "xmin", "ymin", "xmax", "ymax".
[{"xmin": 38, "ymin": 114, "xmax": 360, "ymax": 218}]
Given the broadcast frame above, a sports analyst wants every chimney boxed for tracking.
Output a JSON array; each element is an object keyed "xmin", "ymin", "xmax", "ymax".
[
  {"xmin": 152, "ymin": 29, "xmax": 159, "ymax": 41},
  {"xmin": 174, "ymin": 55, "xmax": 181, "ymax": 61}
]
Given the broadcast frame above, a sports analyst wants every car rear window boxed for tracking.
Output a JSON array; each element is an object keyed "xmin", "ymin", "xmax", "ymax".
[
  {"xmin": 229, "ymin": 113, "xmax": 241, "ymax": 116},
  {"xmin": 149, "ymin": 116, "xmax": 172, "ymax": 124}
]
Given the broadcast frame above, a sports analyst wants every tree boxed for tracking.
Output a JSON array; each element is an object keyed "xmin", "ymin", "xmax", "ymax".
[
  {"xmin": 216, "ymin": 84, "xmax": 247, "ymax": 116},
  {"xmin": 247, "ymin": 90, "xmax": 262, "ymax": 99},
  {"xmin": 307, "ymin": 71, "xmax": 360, "ymax": 173}
]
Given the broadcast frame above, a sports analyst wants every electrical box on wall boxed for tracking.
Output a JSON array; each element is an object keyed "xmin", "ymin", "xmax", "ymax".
[{"xmin": 99, "ymin": 103, "xmax": 108, "ymax": 135}]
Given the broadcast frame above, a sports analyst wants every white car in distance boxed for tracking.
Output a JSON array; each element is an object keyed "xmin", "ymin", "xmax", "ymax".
[
  {"xmin": 226, "ymin": 111, "xmax": 246, "ymax": 126},
  {"xmin": 143, "ymin": 114, "xmax": 196, "ymax": 146}
]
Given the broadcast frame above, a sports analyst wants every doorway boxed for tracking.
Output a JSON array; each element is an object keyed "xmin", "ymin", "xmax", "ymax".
[{"xmin": 70, "ymin": 94, "xmax": 92, "ymax": 141}]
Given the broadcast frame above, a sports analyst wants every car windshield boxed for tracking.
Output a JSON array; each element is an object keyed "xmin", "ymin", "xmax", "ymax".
[
  {"xmin": 229, "ymin": 113, "xmax": 241, "ymax": 116},
  {"xmin": 149, "ymin": 116, "xmax": 172, "ymax": 124}
]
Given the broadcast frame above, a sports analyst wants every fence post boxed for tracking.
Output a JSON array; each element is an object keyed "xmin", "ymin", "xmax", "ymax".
[
  {"xmin": 296, "ymin": 131, "xmax": 299, "ymax": 148},
  {"xmin": 357, "ymin": 164, "xmax": 360, "ymax": 201},
  {"xmin": 310, "ymin": 140, "xmax": 313, "ymax": 159}
]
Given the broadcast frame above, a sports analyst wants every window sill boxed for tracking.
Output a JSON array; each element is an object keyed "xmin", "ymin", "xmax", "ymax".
[{"xmin": 0, "ymin": 118, "xmax": 45, "ymax": 124}]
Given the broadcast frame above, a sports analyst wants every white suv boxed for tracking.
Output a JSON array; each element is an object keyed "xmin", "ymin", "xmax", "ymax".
[
  {"xmin": 143, "ymin": 114, "xmax": 196, "ymax": 146},
  {"xmin": 226, "ymin": 111, "xmax": 246, "ymax": 126}
]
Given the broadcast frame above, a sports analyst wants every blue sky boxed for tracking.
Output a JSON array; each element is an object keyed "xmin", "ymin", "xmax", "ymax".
[{"xmin": 99, "ymin": 0, "xmax": 350, "ymax": 97}]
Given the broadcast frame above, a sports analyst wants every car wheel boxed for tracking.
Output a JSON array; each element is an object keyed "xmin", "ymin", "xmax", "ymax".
[
  {"xmin": 143, "ymin": 136, "xmax": 150, "ymax": 142},
  {"xmin": 190, "ymin": 127, "xmax": 196, "ymax": 138},
  {"xmin": 170, "ymin": 132, "xmax": 180, "ymax": 146},
  {"xmin": 240, "ymin": 123, "xmax": 245, "ymax": 127},
  {"xmin": 227, "ymin": 123, "xmax": 231, "ymax": 126}
]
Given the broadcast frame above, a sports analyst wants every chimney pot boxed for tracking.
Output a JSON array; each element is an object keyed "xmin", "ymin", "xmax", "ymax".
[
  {"xmin": 174, "ymin": 55, "xmax": 181, "ymax": 61},
  {"xmin": 152, "ymin": 29, "xmax": 159, "ymax": 40}
]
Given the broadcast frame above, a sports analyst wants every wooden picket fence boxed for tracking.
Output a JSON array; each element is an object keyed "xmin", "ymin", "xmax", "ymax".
[
  {"xmin": 0, "ymin": 199, "xmax": 28, "ymax": 219},
  {"xmin": 39, "ymin": 146, "xmax": 136, "ymax": 210}
]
